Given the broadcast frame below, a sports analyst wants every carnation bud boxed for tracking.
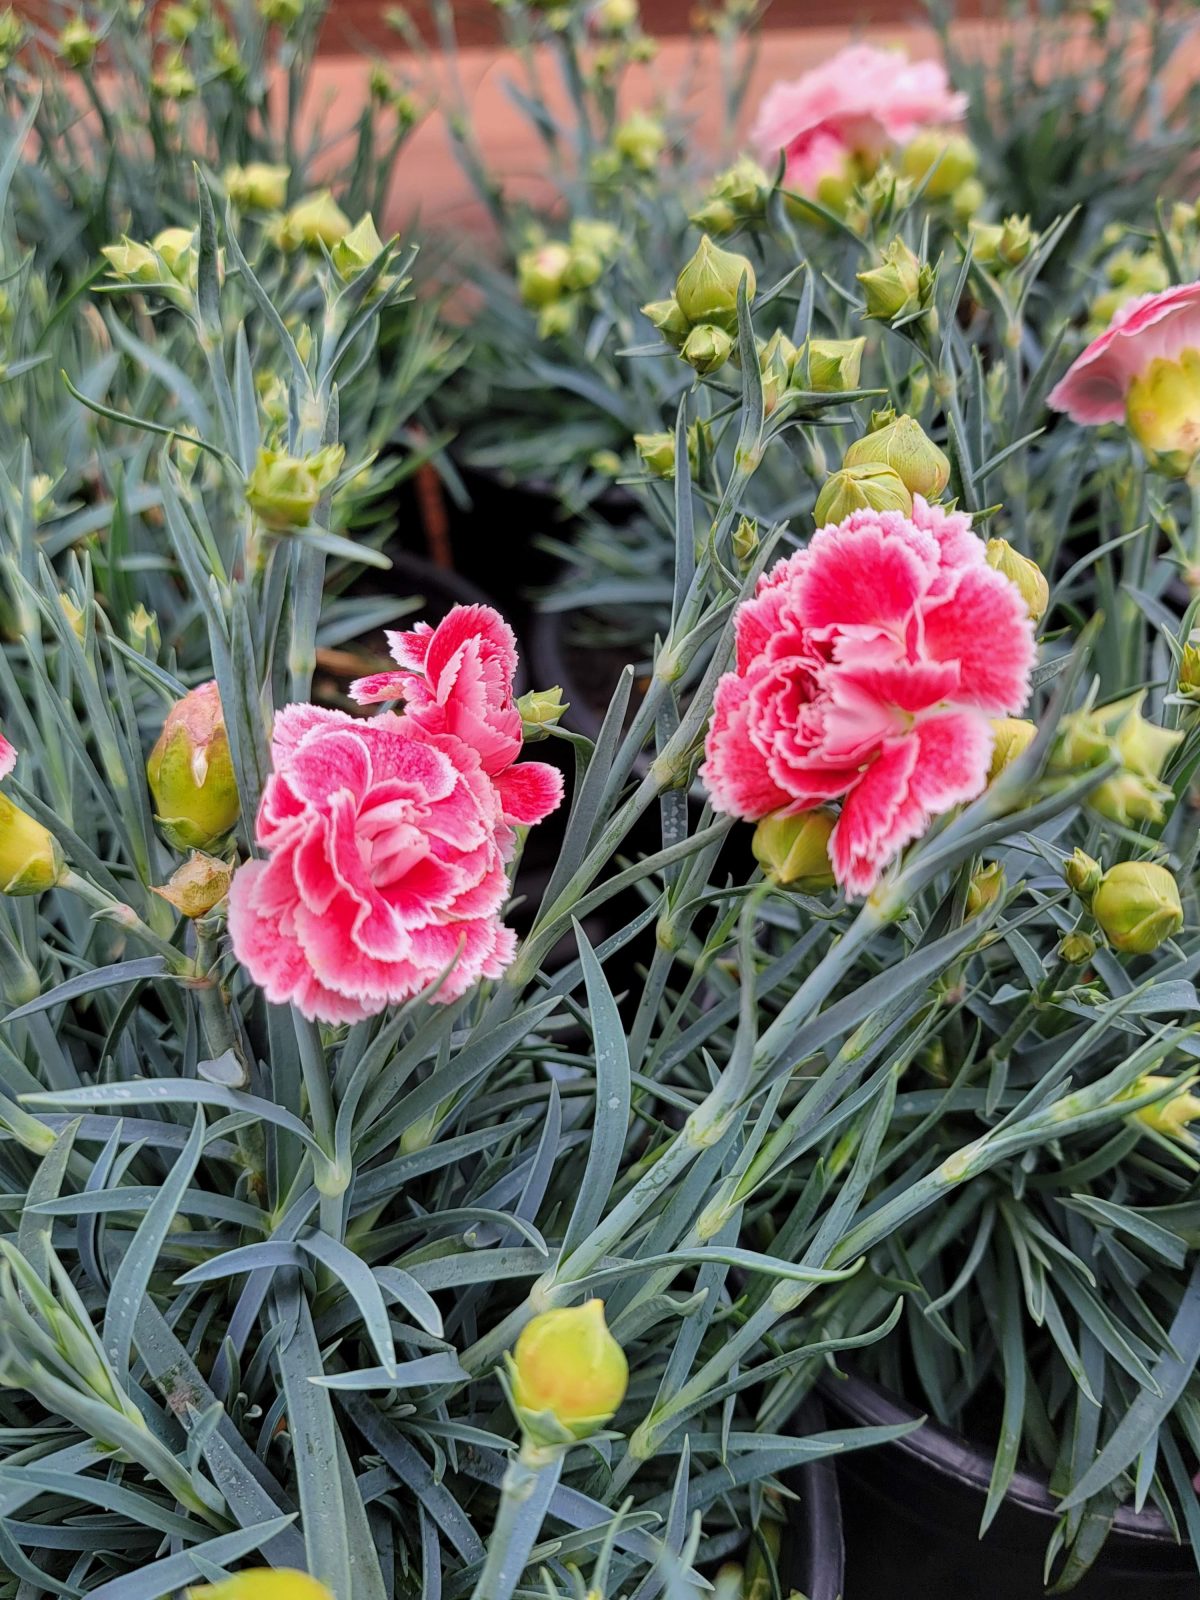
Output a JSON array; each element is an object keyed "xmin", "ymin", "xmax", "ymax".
[
  {"xmin": 245, "ymin": 445, "xmax": 345, "ymax": 531},
  {"xmin": 794, "ymin": 336, "xmax": 866, "ymax": 393},
  {"xmin": 1058, "ymin": 930, "xmax": 1097, "ymax": 965},
  {"xmin": 856, "ymin": 238, "xmax": 930, "ymax": 322},
  {"xmin": 752, "ymin": 809, "xmax": 836, "ymax": 891},
  {"xmin": 518, "ymin": 242, "xmax": 572, "ymax": 308},
  {"xmin": 1178, "ymin": 642, "xmax": 1200, "ymax": 700},
  {"xmin": 988, "ymin": 716, "xmax": 1037, "ymax": 779},
  {"xmin": 161, "ymin": 2, "xmax": 199, "ymax": 39},
  {"xmin": 997, "ymin": 214, "xmax": 1035, "ymax": 266},
  {"xmin": 224, "ymin": 162, "xmax": 290, "ymax": 212},
  {"xmin": 152, "ymin": 227, "xmax": 197, "ymax": 284},
  {"xmin": 985, "ymin": 538, "xmax": 1049, "ymax": 621},
  {"xmin": 331, "ymin": 214, "xmax": 387, "ymax": 280},
  {"xmin": 968, "ymin": 222, "xmax": 1005, "ymax": 266},
  {"xmin": 275, "ymin": 191, "xmax": 351, "ymax": 252},
  {"xmin": 691, "ymin": 155, "xmax": 770, "ymax": 232},
  {"xmin": 0, "ymin": 9, "xmax": 27, "ymax": 67},
  {"xmin": 147, "ymin": 682, "xmax": 240, "ymax": 851},
  {"xmin": 188, "ymin": 1574, "xmax": 335, "ymax": 1600},
  {"xmin": 101, "ymin": 239, "xmax": 164, "ymax": 285},
  {"xmin": 814, "ymin": 463, "xmax": 912, "ymax": 524},
  {"xmin": 966, "ymin": 861, "xmax": 1005, "ymax": 917},
  {"xmin": 675, "ymin": 235, "xmax": 756, "ymax": 334},
  {"xmin": 259, "ymin": 0, "xmax": 304, "ymax": 24},
  {"xmin": 508, "ymin": 1299, "xmax": 628, "ymax": 1444},
  {"xmin": 950, "ymin": 177, "xmax": 986, "ymax": 224},
  {"xmin": 516, "ymin": 686, "xmax": 567, "ymax": 739},
  {"xmin": 1088, "ymin": 771, "xmax": 1175, "ymax": 826},
  {"xmin": 680, "ymin": 322, "xmax": 734, "ymax": 374},
  {"xmin": 151, "ymin": 54, "xmax": 196, "ymax": 99},
  {"xmin": 614, "ymin": 111, "xmax": 666, "ymax": 172},
  {"xmin": 642, "ymin": 297, "xmax": 690, "ymax": 348},
  {"xmin": 1125, "ymin": 1074, "xmax": 1200, "ymax": 1140},
  {"xmin": 537, "ymin": 300, "xmax": 576, "ymax": 340},
  {"xmin": 593, "ymin": 0, "xmax": 638, "ymax": 32},
  {"xmin": 58, "ymin": 17, "xmax": 99, "ymax": 65},
  {"xmin": 0, "ymin": 795, "xmax": 64, "ymax": 896},
  {"xmin": 634, "ymin": 430, "xmax": 677, "ymax": 478},
  {"xmin": 1126, "ymin": 351, "xmax": 1200, "ymax": 477},
  {"xmin": 570, "ymin": 218, "xmax": 621, "ymax": 261},
  {"xmin": 1060, "ymin": 693, "xmax": 1183, "ymax": 824},
  {"xmin": 127, "ymin": 605, "xmax": 160, "ymax": 654},
  {"xmin": 900, "ymin": 130, "xmax": 978, "ymax": 200},
  {"xmin": 153, "ymin": 852, "xmax": 233, "ymax": 918},
  {"xmin": 28, "ymin": 474, "xmax": 55, "ymax": 522},
  {"xmin": 732, "ymin": 515, "xmax": 759, "ymax": 569},
  {"xmin": 843, "ymin": 414, "xmax": 950, "ymax": 500},
  {"xmin": 1064, "ymin": 847, "xmax": 1102, "ymax": 901},
  {"xmin": 1092, "ymin": 861, "xmax": 1183, "ymax": 954}
]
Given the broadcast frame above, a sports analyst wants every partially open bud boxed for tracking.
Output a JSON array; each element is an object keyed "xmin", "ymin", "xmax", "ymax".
[
  {"xmin": 681, "ymin": 322, "xmax": 733, "ymax": 374},
  {"xmin": 985, "ymin": 538, "xmax": 1049, "ymax": 622},
  {"xmin": 675, "ymin": 236, "xmax": 756, "ymax": 334},
  {"xmin": 331, "ymin": 214, "xmax": 387, "ymax": 280},
  {"xmin": 147, "ymin": 682, "xmax": 240, "ymax": 851},
  {"xmin": 1126, "ymin": 350, "xmax": 1200, "ymax": 477},
  {"xmin": 856, "ymin": 238, "xmax": 931, "ymax": 322},
  {"xmin": 966, "ymin": 861, "xmax": 1005, "ymax": 917},
  {"xmin": 996, "ymin": 214, "xmax": 1035, "ymax": 266},
  {"xmin": 642, "ymin": 297, "xmax": 690, "ymax": 349},
  {"xmin": 517, "ymin": 686, "xmax": 567, "ymax": 740},
  {"xmin": 275, "ymin": 191, "xmax": 351, "ymax": 252},
  {"xmin": 152, "ymin": 852, "xmax": 233, "ymax": 918},
  {"xmin": 224, "ymin": 163, "xmax": 290, "ymax": 211},
  {"xmin": 0, "ymin": 794, "xmax": 63, "ymax": 896},
  {"xmin": 245, "ymin": 444, "xmax": 345, "ymax": 531},
  {"xmin": 518, "ymin": 242, "xmax": 572, "ymax": 308},
  {"xmin": 752, "ymin": 810, "xmax": 836, "ymax": 891},
  {"xmin": 152, "ymin": 227, "xmax": 197, "ymax": 284},
  {"xmin": 58, "ymin": 17, "xmax": 99, "ymax": 65},
  {"xmin": 127, "ymin": 605, "xmax": 160, "ymax": 654},
  {"xmin": 1125, "ymin": 1074, "xmax": 1200, "ymax": 1140},
  {"xmin": 635, "ymin": 431, "xmax": 676, "ymax": 477},
  {"xmin": 508, "ymin": 1299, "xmax": 628, "ymax": 1445},
  {"xmin": 690, "ymin": 155, "xmax": 771, "ymax": 233},
  {"xmin": 794, "ymin": 336, "xmax": 866, "ymax": 393},
  {"xmin": 843, "ymin": 414, "xmax": 950, "ymax": 500},
  {"xmin": 900, "ymin": 130, "xmax": 978, "ymax": 200},
  {"xmin": 614, "ymin": 111, "xmax": 665, "ymax": 172},
  {"xmin": 1064, "ymin": 847, "xmax": 1102, "ymax": 902},
  {"xmin": 988, "ymin": 716, "xmax": 1037, "ymax": 780},
  {"xmin": 814, "ymin": 463, "xmax": 912, "ymax": 524},
  {"xmin": 1092, "ymin": 861, "xmax": 1183, "ymax": 954},
  {"xmin": 188, "ymin": 1574, "xmax": 334, "ymax": 1600},
  {"xmin": 1058, "ymin": 930, "xmax": 1097, "ymax": 965},
  {"xmin": 1178, "ymin": 642, "xmax": 1200, "ymax": 700},
  {"xmin": 101, "ymin": 238, "xmax": 165, "ymax": 285}
]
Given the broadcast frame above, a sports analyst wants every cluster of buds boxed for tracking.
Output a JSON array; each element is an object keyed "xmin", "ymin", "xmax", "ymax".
[
  {"xmin": 857, "ymin": 237, "xmax": 936, "ymax": 325},
  {"xmin": 752, "ymin": 809, "xmax": 836, "ymax": 892},
  {"xmin": 634, "ymin": 417, "xmax": 710, "ymax": 479},
  {"xmin": 507, "ymin": 1299, "xmax": 628, "ymax": 1446},
  {"xmin": 244, "ymin": 443, "xmax": 345, "ymax": 532},
  {"xmin": 690, "ymin": 155, "xmax": 773, "ymax": 235},
  {"xmin": 101, "ymin": 226, "xmax": 199, "ymax": 305},
  {"xmin": 1092, "ymin": 860, "xmax": 1183, "ymax": 954},
  {"xmin": 368, "ymin": 63, "xmax": 420, "ymax": 126},
  {"xmin": 969, "ymin": 214, "xmax": 1036, "ymax": 270},
  {"xmin": 224, "ymin": 162, "xmax": 290, "ymax": 212},
  {"xmin": 985, "ymin": 537, "xmax": 1049, "ymax": 622},
  {"xmin": 270, "ymin": 191, "xmax": 352, "ymax": 253},
  {"xmin": 1087, "ymin": 242, "xmax": 1169, "ymax": 335},
  {"xmin": 1051, "ymin": 692, "xmax": 1182, "ymax": 826},
  {"xmin": 643, "ymin": 235, "xmax": 756, "ymax": 375},
  {"xmin": 814, "ymin": 410, "xmax": 950, "ymax": 524},
  {"xmin": 146, "ymin": 682, "xmax": 240, "ymax": 851},
  {"xmin": 517, "ymin": 219, "xmax": 622, "ymax": 339},
  {"xmin": 611, "ymin": 110, "xmax": 667, "ymax": 173},
  {"xmin": 899, "ymin": 129, "xmax": 981, "ymax": 216},
  {"xmin": 754, "ymin": 330, "xmax": 866, "ymax": 416}
]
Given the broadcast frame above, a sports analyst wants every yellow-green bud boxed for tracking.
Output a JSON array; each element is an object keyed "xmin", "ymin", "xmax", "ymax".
[
  {"xmin": 1179, "ymin": 642, "xmax": 1200, "ymax": 700},
  {"xmin": 101, "ymin": 239, "xmax": 164, "ymax": 285},
  {"xmin": 275, "ymin": 191, "xmax": 351, "ymax": 252},
  {"xmin": 508, "ymin": 1299, "xmax": 628, "ymax": 1444},
  {"xmin": 900, "ymin": 130, "xmax": 978, "ymax": 200},
  {"xmin": 732, "ymin": 515, "xmax": 759, "ymax": 569},
  {"xmin": 680, "ymin": 322, "xmax": 734, "ymax": 374},
  {"xmin": 1111, "ymin": 694, "xmax": 1183, "ymax": 782},
  {"xmin": 152, "ymin": 227, "xmax": 197, "ymax": 283},
  {"xmin": 0, "ymin": 8, "xmax": 27, "ymax": 65},
  {"xmin": 570, "ymin": 218, "xmax": 621, "ymax": 260},
  {"xmin": 1126, "ymin": 1074, "xmax": 1200, "ymax": 1140},
  {"xmin": 614, "ymin": 111, "xmax": 665, "ymax": 172},
  {"xmin": 968, "ymin": 222, "xmax": 1005, "ymax": 266},
  {"xmin": 245, "ymin": 445, "xmax": 345, "ymax": 531},
  {"xmin": 675, "ymin": 235, "xmax": 756, "ymax": 334},
  {"xmin": 985, "ymin": 538, "xmax": 1049, "ymax": 622},
  {"xmin": 1092, "ymin": 861, "xmax": 1183, "ymax": 954},
  {"xmin": 518, "ymin": 242, "xmax": 572, "ymax": 308},
  {"xmin": 259, "ymin": 0, "xmax": 304, "ymax": 24},
  {"xmin": 537, "ymin": 300, "xmax": 576, "ymax": 341},
  {"xmin": 189, "ymin": 1574, "xmax": 335, "ymax": 1600},
  {"xmin": 0, "ymin": 794, "xmax": 63, "ymax": 896},
  {"xmin": 161, "ymin": 2, "xmax": 199, "ymax": 39},
  {"xmin": 689, "ymin": 197, "xmax": 739, "ymax": 234},
  {"xmin": 752, "ymin": 809, "xmax": 836, "ymax": 891},
  {"xmin": 516, "ymin": 686, "xmax": 567, "ymax": 740},
  {"xmin": 224, "ymin": 162, "xmax": 290, "ymax": 212},
  {"xmin": 989, "ymin": 716, "xmax": 1037, "ymax": 779},
  {"xmin": 147, "ymin": 682, "xmax": 241, "ymax": 852},
  {"xmin": 814, "ymin": 463, "xmax": 913, "ymax": 525},
  {"xmin": 691, "ymin": 155, "xmax": 771, "ymax": 232},
  {"xmin": 996, "ymin": 214, "xmax": 1035, "ymax": 266},
  {"xmin": 966, "ymin": 860, "xmax": 1005, "ymax": 918},
  {"xmin": 950, "ymin": 177, "xmax": 986, "ymax": 225},
  {"xmin": 152, "ymin": 53, "xmax": 196, "ymax": 99},
  {"xmin": 856, "ymin": 238, "xmax": 931, "ymax": 322},
  {"xmin": 152, "ymin": 852, "xmax": 233, "ymax": 918},
  {"xmin": 642, "ymin": 297, "xmax": 690, "ymax": 349},
  {"xmin": 58, "ymin": 17, "xmax": 99, "ymax": 65},
  {"xmin": 794, "ymin": 336, "xmax": 866, "ymax": 394},
  {"xmin": 1064, "ymin": 847, "xmax": 1102, "ymax": 901},
  {"xmin": 593, "ymin": 0, "xmax": 638, "ymax": 32},
  {"xmin": 844, "ymin": 414, "xmax": 950, "ymax": 500},
  {"xmin": 331, "ymin": 214, "xmax": 387, "ymax": 279},
  {"xmin": 127, "ymin": 605, "xmax": 160, "ymax": 654},
  {"xmin": 1058, "ymin": 930, "xmax": 1097, "ymax": 965},
  {"xmin": 634, "ymin": 431, "xmax": 677, "ymax": 478},
  {"xmin": 29, "ymin": 474, "xmax": 55, "ymax": 522},
  {"xmin": 1088, "ymin": 772, "xmax": 1175, "ymax": 826}
]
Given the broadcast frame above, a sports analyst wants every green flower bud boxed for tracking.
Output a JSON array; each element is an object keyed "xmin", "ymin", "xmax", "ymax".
[
  {"xmin": 1111, "ymin": 693, "xmax": 1184, "ymax": 782},
  {"xmin": 224, "ymin": 162, "xmax": 291, "ymax": 212},
  {"xmin": 127, "ymin": 605, "xmax": 160, "ymax": 654},
  {"xmin": 1064, "ymin": 848, "xmax": 1102, "ymax": 901},
  {"xmin": 691, "ymin": 155, "xmax": 771, "ymax": 232},
  {"xmin": 516, "ymin": 686, "xmax": 567, "ymax": 740},
  {"xmin": 856, "ymin": 238, "xmax": 931, "ymax": 322},
  {"xmin": 101, "ymin": 239, "xmax": 164, "ymax": 284},
  {"xmin": 259, "ymin": 0, "xmax": 304, "ymax": 24},
  {"xmin": 593, "ymin": 0, "xmax": 638, "ymax": 32},
  {"xmin": 642, "ymin": 297, "xmax": 690, "ymax": 349},
  {"xmin": 966, "ymin": 860, "xmax": 1005, "ymax": 917},
  {"xmin": 245, "ymin": 444, "xmax": 345, "ymax": 531},
  {"xmin": 28, "ymin": 474, "xmax": 56, "ymax": 523},
  {"xmin": 58, "ymin": 17, "xmax": 99, "ymax": 65},
  {"xmin": 1125, "ymin": 1074, "xmax": 1200, "ymax": 1140},
  {"xmin": 675, "ymin": 235, "xmax": 756, "ymax": 334},
  {"xmin": 570, "ymin": 218, "xmax": 621, "ymax": 260},
  {"xmin": 1057, "ymin": 693, "xmax": 1182, "ymax": 824},
  {"xmin": 988, "ymin": 716, "xmax": 1037, "ymax": 780},
  {"xmin": 508, "ymin": 1299, "xmax": 628, "ymax": 1444},
  {"xmin": 152, "ymin": 226, "xmax": 197, "ymax": 283},
  {"xmin": 1179, "ymin": 642, "xmax": 1200, "ymax": 700},
  {"xmin": 1058, "ymin": 930, "xmax": 1097, "ymax": 965},
  {"xmin": 152, "ymin": 852, "xmax": 233, "ymax": 918},
  {"xmin": 518, "ymin": 242, "xmax": 572, "ymax": 308},
  {"xmin": 752, "ymin": 809, "xmax": 836, "ymax": 891},
  {"xmin": 968, "ymin": 222, "xmax": 1005, "ymax": 266},
  {"xmin": 689, "ymin": 197, "xmax": 739, "ymax": 234},
  {"xmin": 997, "ymin": 214, "xmax": 1035, "ymax": 266},
  {"xmin": 151, "ymin": 53, "xmax": 196, "ymax": 99},
  {"xmin": 331, "ymin": 214, "xmax": 387, "ymax": 279},
  {"xmin": 1088, "ymin": 771, "xmax": 1175, "ymax": 826},
  {"xmin": 732, "ymin": 515, "xmax": 759, "ymax": 569},
  {"xmin": 537, "ymin": 299, "xmax": 576, "ymax": 340},
  {"xmin": 614, "ymin": 111, "xmax": 665, "ymax": 172},
  {"xmin": 814, "ymin": 463, "xmax": 913, "ymax": 524},
  {"xmin": 758, "ymin": 329, "xmax": 796, "ymax": 414},
  {"xmin": 680, "ymin": 322, "xmax": 734, "ymax": 374},
  {"xmin": 950, "ymin": 176, "xmax": 986, "ymax": 224},
  {"xmin": 794, "ymin": 336, "xmax": 866, "ymax": 393},
  {"xmin": 161, "ymin": 2, "xmax": 199, "ymax": 39},
  {"xmin": 900, "ymin": 130, "xmax": 978, "ymax": 200},
  {"xmin": 146, "ymin": 683, "xmax": 240, "ymax": 851},
  {"xmin": 634, "ymin": 430, "xmax": 676, "ymax": 477},
  {"xmin": 1092, "ymin": 861, "xmax": 1183, "ymax": 954},
  {"xmin": 0, "ymin": 794, "xmax": 63, "ymax": 896},
  {"xmin": 843, "ymin": 414, "xmax": 950, "ymax": 500},
  {"xmin": 0, "ymin": 8, "xmax": 27, "ymax": 66},
  {"xmin": 275, "ymin": 191, "xmax": 351, "ymax": 252},
  {"xmin": 985, "ymin": 537, "xmax": 1049, "ymax": 621}
]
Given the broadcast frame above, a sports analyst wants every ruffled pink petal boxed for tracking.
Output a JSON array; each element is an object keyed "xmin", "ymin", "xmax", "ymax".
[
  {"xmin": 921, "ymin": 567, "xmax": 1034, "ymax": 712},
  {"xmin": 494, "ymin": 761, "xmax": 565, "ymax": 826},
  {"xmin": 0, "ymin": 734, "xmax": 14, "ymax": 781},
  {"xmin": 799, "ymin": 513, "xmax": 939, "ymax": 635},
  {"xmin": 830, "ymin": 740, "xmax": 922, "ymax": 896},
  {"xmin": 350, "ymin": 670, "xmax": 408, "ymax": 705},
  {"xmin": 701, "ymin": 671, "xmax": 797, "ymax": 820},
  {"xmin": 1047, "ymin": 281, "xmax": 1200, "ymax": 424}
]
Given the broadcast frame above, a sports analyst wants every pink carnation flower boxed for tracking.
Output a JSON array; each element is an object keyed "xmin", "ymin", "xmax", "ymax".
[
  {"xmin": 1046, "ymin": 281, "xmax": 1200, "ymax": 425},
  {"xmin": 230, "ymin": 607, "xmax": 563, "ymax": 1023},
  {"xmin": 750, "ymin": 44, "xmax": 967, "ymax": 195},
  {"xmin": 701, "ymin": 499, "xmax": 1035, "ymax": 896},
  {"xmin": 0, "ymin": 733, "xmax": 14, "ymax": 781}
]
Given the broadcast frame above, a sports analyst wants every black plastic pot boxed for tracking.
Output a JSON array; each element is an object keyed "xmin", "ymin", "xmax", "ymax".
[
  {"xmin": 782, "ymin": 1400, "xmax": 846, "ymax": 1600},
  {"xmin": 820, "ymin": 1371, "xmax": 1197, "ymax": 1598}
]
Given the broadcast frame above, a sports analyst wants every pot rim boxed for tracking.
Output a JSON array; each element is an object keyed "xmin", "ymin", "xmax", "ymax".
[{"xmin": 784, "ymin": 1396, "xmax": 846, "ymax": 1600}]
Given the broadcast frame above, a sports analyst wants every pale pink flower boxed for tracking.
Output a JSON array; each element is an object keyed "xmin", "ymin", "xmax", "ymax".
[
  {"xmin": 0, "ymin": 734, "xmax": 14, "ymax": 781},
  {"xmin": 1046, "ymin": 281, "xmax": 1200, "ymax": 425},
  {"xmin": 701, "ymin": 498, "xmax": 1035, "ymax": 896},
  {"xmin": 751, "ymin": 44, "xmax": 967, "ymax": 195}
]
